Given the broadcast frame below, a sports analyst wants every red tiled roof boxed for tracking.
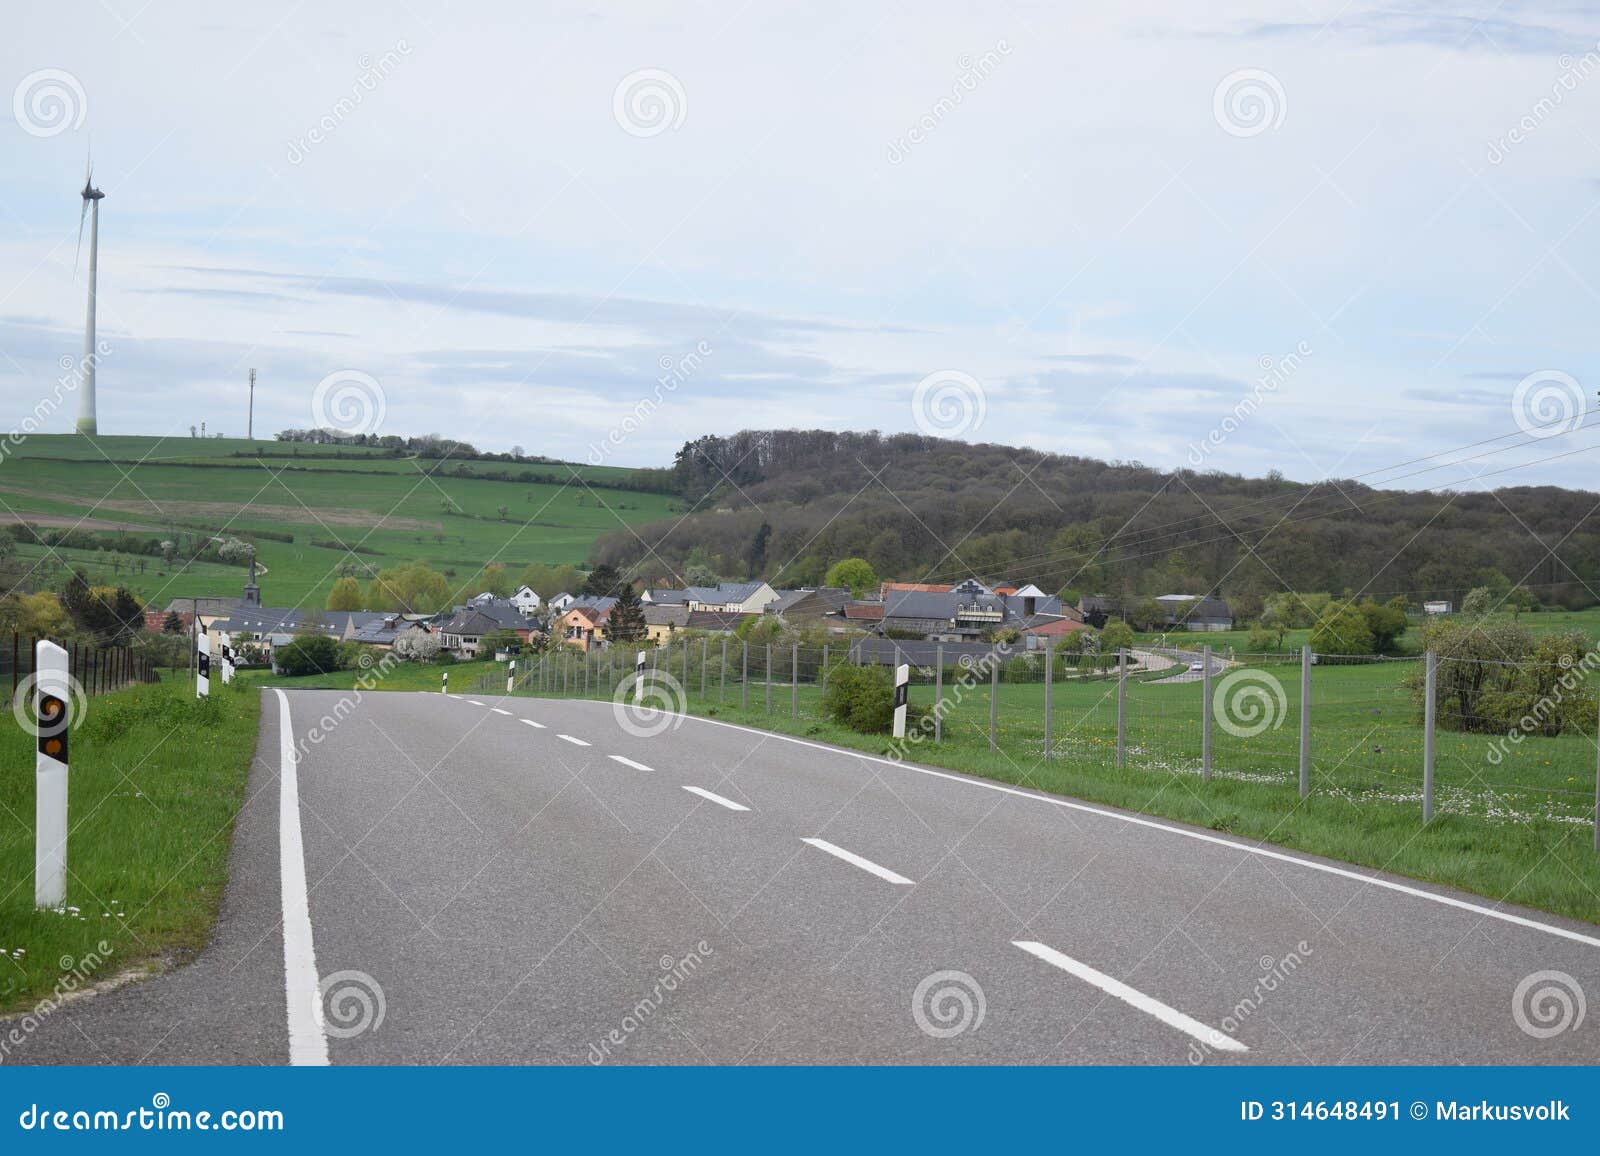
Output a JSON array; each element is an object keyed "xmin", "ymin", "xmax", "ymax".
[
  {"xmin": 1024, "ymin": 618, "xmax": 1088, "ymax": 635},
  {"xmin": 845, "ymin": 602, "xmax": 885, "ymax": 620},
  {"xmin": 877, "ymin": 582, "xmax": 952, "ymax": 599}
]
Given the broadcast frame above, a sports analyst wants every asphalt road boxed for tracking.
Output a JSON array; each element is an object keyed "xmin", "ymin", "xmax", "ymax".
[{"xmin": 11, "ymin": 687, "xmax": 1600, "ymax": 1065}]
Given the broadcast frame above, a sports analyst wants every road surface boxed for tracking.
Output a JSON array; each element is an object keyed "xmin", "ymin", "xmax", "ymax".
[{"xmin": 10, "ymin": 688, "xmax": 1598, "ymax": 1064}]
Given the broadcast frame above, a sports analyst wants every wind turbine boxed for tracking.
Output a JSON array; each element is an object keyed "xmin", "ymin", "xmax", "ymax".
[{"xmin": 75, "ymin": 151, "xmax": 104, "ymax": 435}]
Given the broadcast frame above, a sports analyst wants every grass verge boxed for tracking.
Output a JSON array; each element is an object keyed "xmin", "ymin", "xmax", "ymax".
[{"xmin": 0, "ymin": 676, "xmax": 260, "ymax": 1016}]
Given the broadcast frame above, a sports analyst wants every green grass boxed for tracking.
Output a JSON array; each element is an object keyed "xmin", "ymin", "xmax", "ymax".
[
  {"xmin": 239, "ymin": 657, "xmax": 505, "ymax": 692},
  {"xmin": 0, "ymin": 435, "xmax": 677, "ymax": 608},
  {"xmin": 1134, "ymin": 607, "xmax": 1600, "ymax": 655},
  {"xmin": 488, "ymin": 649, "xmax": 1600, "ymax": 926},
  {"xmin": 0, "ymin": 675, "xmax": 260, "ymax": 1015}
]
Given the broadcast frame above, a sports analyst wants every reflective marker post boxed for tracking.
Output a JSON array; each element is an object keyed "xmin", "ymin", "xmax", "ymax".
[
  {"xmin": 507, "ymin": 658, "xmax": 516, "ymax": 695},
  {"xmin": 442, "ymin": 670, "xmax": 448, "ymax": 695},
  {"xmin": 35, "ymin": 640, "xmax": 69, "ymax": 909},
  {"xmin": 892, "ymin": 663, "xmax": 909, "ymax": 739},
  {"xmin": 634, "ymin": 651, "xmax": 647, "ymax": 704},
  {"xmin": 220, "ymin": 635, "xmax": 234, "ymax": 684},
  {"xmin": 196, "ymin": 632, "xmax": 210, "ymax": 699}
]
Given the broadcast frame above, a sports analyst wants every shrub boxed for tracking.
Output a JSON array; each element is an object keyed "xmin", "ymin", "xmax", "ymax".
[
  {"xmin": 275, "ymin": 634, "xmax": 340, "ymax": 676},
  {"xmin": 820, "ymin": 661, "xmax": 931, "ymax": 735}
]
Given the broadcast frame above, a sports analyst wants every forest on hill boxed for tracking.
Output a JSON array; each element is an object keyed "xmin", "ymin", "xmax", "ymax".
[{"xmin": 591, "ymin": 430, "xmax": 1599, "ymax": 619}]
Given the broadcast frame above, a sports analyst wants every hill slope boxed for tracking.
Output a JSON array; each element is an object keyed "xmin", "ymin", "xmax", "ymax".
[
  {"xmin": 0, "ymin": 435, "xmax": 677, "ymax": 608},
  {"xmin": 591, "ymin": 430, "xmax": 1600, "ymax": 615}
]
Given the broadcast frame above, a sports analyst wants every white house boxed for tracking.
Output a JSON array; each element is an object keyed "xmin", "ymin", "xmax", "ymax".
[
  {"xmin": 684, "ymin": 581, "xmax": 779, "ymax": 614},
  {"xmin": 510, "ymin": 584, "xmax": 542, "ymax": 617},
  {"xmin": 548, "ymin": 591, "xmax": 576, "ymax": 614},
  {"xmin": 1423, "ymin": 600, "xmax": 1452, "ymax": 615}
]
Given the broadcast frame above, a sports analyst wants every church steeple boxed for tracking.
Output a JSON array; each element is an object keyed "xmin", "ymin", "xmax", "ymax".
[{"xmin": 243, "ymin": 553, "xmax": 261, "ymax": 608}]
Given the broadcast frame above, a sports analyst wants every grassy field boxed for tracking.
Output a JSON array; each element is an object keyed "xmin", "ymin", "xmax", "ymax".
[
  {"xmin": 469, "ymin": 646, "xmax": 1600, "ymax": 925},
  {"xmin": 0, "ymin": 675, "xmax": 260, "ymax": 1015},
  {"xmin": 237, "ymin": 656, "xmax": 505, "ymax": 693},
  {"xmin": 1133, "ymin": 606, "xmax": 1600, "ymax": 655},
  {"xmin": 0, "ymin": 435, "xmax": 677, "ymax": 608}
]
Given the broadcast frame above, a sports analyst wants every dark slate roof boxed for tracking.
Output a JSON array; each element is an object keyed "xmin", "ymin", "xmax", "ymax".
[
  {"xmin": 438, "ymin": 608, "xmax": 526, "ymax": 637},
  {"xmin": 568, "ymin": 595, "xmax": 618, "ymax": 614},
  {"xmin": 847, "ymin": 638, "xmax": 1011, "ymax": 668},
  {"xmin": 645, "ymin": 588, "xmax": 690, "ymax": 605},
  {"xmin": 687, "ymin": 582, "xmax": 765, "ymax": 604},
  {"xmin": 212, "ymin": 608, "xmax": 384, "ymax": 635},
  {"xmin": 684, "ymin": 610, "xmax": 757, "ymax": 632},
  {"xmin": 165, "ymin": 596, "xmax": 241, "ymax": 614},
  {"xmin": 769, "ymin": 586, "xmax": 851, "ymax": 615},
  {"xmin": 1172, "ymin": 596, "xmax": 1232, "ymax": 621},
  {"xmin": 643, "ymin": 604, "xmax": 691, "ymax": 628}
]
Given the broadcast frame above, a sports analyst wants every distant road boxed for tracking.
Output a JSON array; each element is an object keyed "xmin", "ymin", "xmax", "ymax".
[{"xmin": 13, "ymin": 689, "xmax": 1598, "ymax": 1064}]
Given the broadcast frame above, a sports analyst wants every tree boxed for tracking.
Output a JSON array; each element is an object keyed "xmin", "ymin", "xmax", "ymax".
[
  {"xmin": 365, "ymin": 562, "xmax": 451, "ymax": 613},
  {"xmin": 1131, "ymin": 597, "xmax": 1168, "ymax": 632},
  {"xmin": 823, "ymin": 557, "xmax": 879, "ymax": 598},
  {"xmin": 606, "ymin": 583, "xmax": 646, "ymax": 642},
  {"xmin": 1099, "ymin": 618, "xmax": 1135, "ymax": 656},
  {"xmin": 1461, "ymin": 585, "xmax": 1496, "ymax": 619},
  {"xmin": 1309, "ymin": 601, "xmax": 1374, "ymax": 654},
  {"xmin": 326, "ymin": 576, "xmax": 364, "ymax": 611},
  {"xmin": 582, "ymin": 564, "xmax": 623, "ymax": 598},
  {"xmin": 1357, "ymin": 596, "xmax": 1409, "ymax": 652},
  {"xmin": 217, "ymin": 538, "xmax": 255, "ymax": 565},
  {"xmin": 163, "ymin": 610, "xmax": 185, "ymax": 633},
  {"xmin": 1507, "ymin": 585, "xmax": 1540, "ymax": 618},
  {"xmin": 478, "ymin": 563, "xmax": 512, "ymax": 598}
]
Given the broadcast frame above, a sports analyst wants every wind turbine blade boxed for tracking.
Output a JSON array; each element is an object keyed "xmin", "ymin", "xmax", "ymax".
[{"xmin": 74, "ymin": 200, "xmax": 87, "ymax": 279}]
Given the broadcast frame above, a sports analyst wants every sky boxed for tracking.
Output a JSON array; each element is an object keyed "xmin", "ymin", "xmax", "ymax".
[{"xmin": 3, "ymin": 1, "xmax": 1599, "ymax": 490}]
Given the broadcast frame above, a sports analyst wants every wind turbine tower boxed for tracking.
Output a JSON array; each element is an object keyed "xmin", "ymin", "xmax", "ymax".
[{"xmin": 75, "ymin": 157, "xmax": 104, "ymax": 435}]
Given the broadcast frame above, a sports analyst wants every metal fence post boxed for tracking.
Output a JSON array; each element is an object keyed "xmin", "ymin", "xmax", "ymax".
[
  {"xmin": 934, "ymin": 644, "xmax": 943, "ymax": 743},
  {"xmin": 721, "ymin": 638, "xmax": 728, "ymax": 703},
  {"xmin": 765, "ymin": 643, "xmax": 773, "ymax": 714},
  {"xmin": 741, "ymin": 642, "xmax": 748, "ymax": 711},
  {"xmin": 1594, "ymin": 696, "xmax": 1599, "ymax": 853},
  {"xmin": 791, "ymin": 643, "xmax": 798, "ymax": 717},
  {"xmin": 682, "ymin": 635, "xmax": 689, "ymax": 692},
  {"xmin": 821, "ymin": 644, "xmax": 830, "ymax": 694},
  {"xmin": 1299, "ymin": 645, "xmax": 1311, "ymax": 798},
  {"xmin": 989, "ymin": 657, "xmax": 999, "ymax": 752},
  {"xmin": 1116, "ymin": 648, "xmax": 1127, "ymax": 769},
  {"xmin": 1044, "ymin": 645, "xmax": 1053, "ymax": 759},
  {"xmin": 1201, "ymin": 644, "xmax": 1212, "ymax": 782},
  {"xmin": 1423, "ymin": 650, "xmax": 1437, "ymax": 824},
  {"xmin": 700, "ymin": 638, "xmax": 708, "ymax": 699}
]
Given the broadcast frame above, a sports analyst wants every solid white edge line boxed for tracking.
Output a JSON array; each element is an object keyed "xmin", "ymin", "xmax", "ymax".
[
  {"xmin": 519, "ymin": 718, "xmax": 546, "ymax": 729},
  {"xmin": 490, "ymin": 707, "xmax": 511, "ymax": 715},
  {"xmin": 273, "ymin": 690, "xmax": 329, "ymax": 1066},
  {"xmin": 466, "ymin": 700, "xmax": 484, "ymax": 707},
  {"xmin": 609, "ymin": 755, "xmax": 653, "ymax": 772},
  {"xmin": 678, "ymin": 784, "xmax": 745, "ymax": 810},
  {"xmin": 1014, "ymin": 939, "xmax": 1247, "ymax": 1053},
  {"xmin": 558, "ymin": 702, "xmax": 1600, "ymax": 949},
  {"xmin": 557, "ymin": 734, "xmax": 591, "ymax": 747},
  {"xmin": 801, "ymin": 837, "xmax": 914, "ymax": 885}
]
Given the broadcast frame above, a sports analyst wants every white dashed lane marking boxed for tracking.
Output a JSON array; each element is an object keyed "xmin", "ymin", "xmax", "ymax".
[
  {"xmin": 1013, "ymin": 940, "xmax": 1247, "ymax": 1053},
  {"xmin": 557, "ymin": 734, "xmax": 591, "ymax": 747},
  {"xmin": 608, "ymin": 755, "xmax": 653, "ymax": 772},
  {"xmin": 800, "ymin": 837, "xmax": 914, "ymax": 885},
  {"xmin": 681, "ymin": 785, "xmax": 749, "ymax": 811}
]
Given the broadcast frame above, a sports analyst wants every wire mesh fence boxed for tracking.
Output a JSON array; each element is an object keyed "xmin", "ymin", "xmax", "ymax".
[{"xmin": 471, "ymin": 637, "xmax": 1600, "ymax": 844}]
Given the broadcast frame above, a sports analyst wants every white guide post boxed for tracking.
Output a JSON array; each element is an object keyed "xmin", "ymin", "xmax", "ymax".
[
  {"xmin": 634, "ymin": 651, "xmax": 647, "ymax": 704},
  {"xmin": 35, "ymin": 640, "xmax": 69, "ymax": 908},
  {"xmin": 442, "ymin": 670, "xmax": 448, "ymax": 694},
  {"xmin": 507, "ymin": 658, "xmax": 516, "ymax": 694},
  {"xmin": 196, "ymin": 631, "xmax": 211, "ymax": 698},
  {"xmin": 892, "ymin": 662, "xmax": 910, "ymax": 739}
]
